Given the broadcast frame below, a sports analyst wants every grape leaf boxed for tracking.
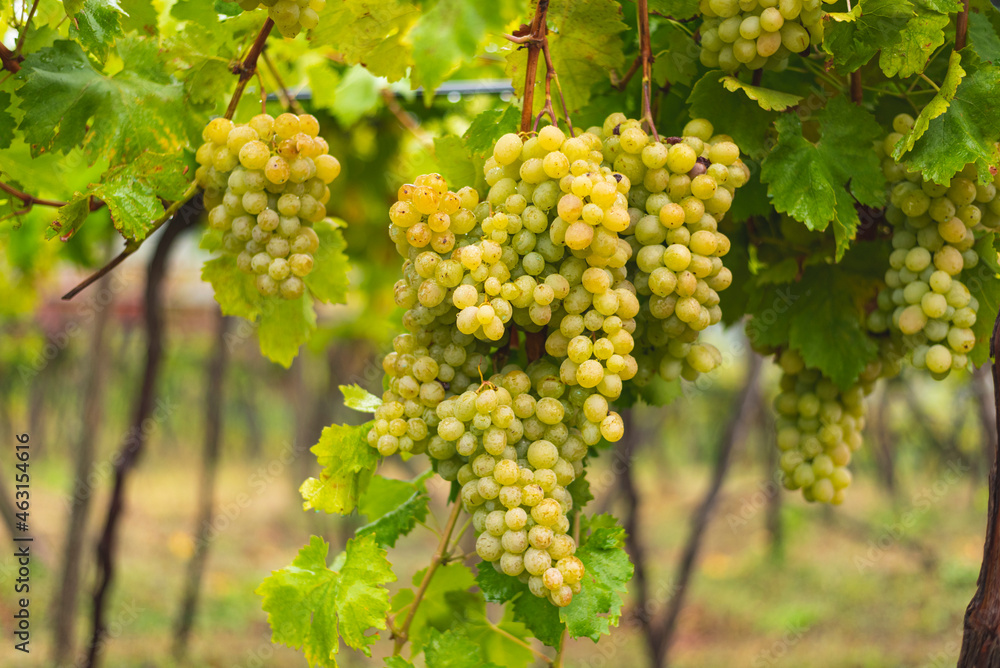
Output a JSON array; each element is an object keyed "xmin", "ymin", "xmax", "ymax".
[
  {"xmin": 434, "ymin": 136, "xmax": 478, "ymax": 189},
  {"xmin": 687, "ymin": 71, "xmax": 777, "ymax": 158},
  {"xmin": 305, "ymin": 220, "xmax": 349, "ymax": 305},
  {"xmin": 340, "ymin": 384, "xmax": 382, "ymax": 413},
  {"xmin": 511, "ymin": 586, "xmax": 564, "ymax": 647},
  {"xmin": 409, "ymin": 0, "xmax": 507, "ymax": 95},
  {"xmin": 385, "ymin": 658, "xmax": 415, "ymax": 668},
  {"xmin": 652, "ymin": 22, "xmax": 699, "ymax": 88},
  {"xmin": 968, "ymin": 234, "xmax": 1000, "ymax": 367},
  {"xmin": 69, "ymin": 0, "xmax": 125, "ymax": 63},
  {"xmin": 313, "ymin": 0, "xmax": 419, "ymax": 82},
  {"xmin": 648, "ymin": 0, "xmax": 699, "ymax": 20},
  {"xmin": 506, "ymin": 0, "xmax": 627, "ymax": 115},
  {"xmin": 720, "ymin": 76, "xmax": 803, "ymax": 112},
  {"xmin": 170, "ymin": 0, "xmax": 221, "ymax": 26},
  {"xmin": 969, "ymin": 10, "xmax": 1000, "ymax": 63},
  {"xmin": 894, "ymin": 55, "xmax": 1000, "ymax": 184},
  {"xmin": 746, "ymin": 265, "xmax": 879, "ymax": 388},
  {"xmin": 119, "ymin": 0, "xmax": 160, "ymax": 34},
  {"xmin": 329, "ymin": 66, "xmax": 384, "ymax": 127},
  {"xmin": 356, "ymin": 478, "xmax": 429, "ymax": 548},
  {"xmin": 878, "ymin": 8, "xmax": 949, "ymax": 78},
  {"xmin": 0, "ymin": 92, "xmax": 13, "ymax": 149},
  {"xmin": 560, "ymin": 524, "xmax": 632, "ymax": 642},
  {"xmin": 824, "ymin": 0, "xmax": 916, "ymax": 74},
  {"xmin": 257, "ymin": 296, "xmax": 317, "ymax": 368},
  {"xmin": 424, "ymin": 629, "xmax": 503, "ymax": 668},
  {"xmin": 465, "ymin": 606, "xmax": 535, "ymax": 668},
  {"xmin": 567, "ymin": 473, "xmax": 593, "ymax": 512},
  {"xmin": 300, "ymin": 421, "xmax": 378, "ymax": 515},
  {"xmin": 257, "ymin": 534, "xmax": 395, "ymax": 667},
  {"xmin": 202, "ymin": 255, "xmax": 264, "ymax": 322},
  {"xmin": 306, "ymin": 62, "xmax": 341, "ymax": 115},
  {"xmin": 16, "ymin": 39, "xmax": 192, "ymax": 165},
  {"xmin": 392, "ymin": 563, "xmax": 478, "ymax": 649},
  {"xmin": 475, "ymin": 562, "xmax": 523, "ymax": 604},
  {"xmin": 760, "ymin": 97, "xmax": 886, "ymax": 259},
  {"xmin": 463, "ymin": 106, "xmax": 521, "ymax": 158}
]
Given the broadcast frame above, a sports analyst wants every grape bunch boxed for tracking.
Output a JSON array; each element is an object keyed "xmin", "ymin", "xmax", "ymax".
[
  {"xmin": 236, "ymin": 0, "xmax": 325, "ymax": 38},
  {"xmin": 772, "ymin": 349, "xmax": 880, "ymax": 504},
  {"xmin": 698, "ymin": 0, "xmax": 834, "ymax": 73},
  {"xmin": 195, "ymin": 113, "xmax": 341, "ymax": 300},
  {"xmin": 367, "ymin": 114, "xmax": 747, "ymax": 607},
  {"xmin": 868, "ymin": 113, "xmax": 1000, "ymax": 377}
]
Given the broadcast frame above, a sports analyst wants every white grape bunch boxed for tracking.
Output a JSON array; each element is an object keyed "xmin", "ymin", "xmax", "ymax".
[
  {"xmin": 868, "ymin": 113, "xmax": 1000, "ymax": 377},
  {"xmin": 367, "ymin": 113, "xmax": 748, "ymax": 607},
  {"xmin": 195, "ymin": 113, "xmax": 341, "ymax": 300},
  {"xmin": 698, "ymin": 0, "xmax": 836, "ymax": 73},
  {"xmin": 772, "ymin": 349, "xmax": 880, "ymax": 504},
  {"xmin": 236, "ymin": 0, "xmax": 325, "ymax": 38}
]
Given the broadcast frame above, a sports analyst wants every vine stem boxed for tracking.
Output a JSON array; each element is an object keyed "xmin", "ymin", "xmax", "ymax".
[
  {"xmin": 261, "ymin": 48, "xmax": 305, "ymax": 115},
  {"xmin": 0, "ymin": 42, "xmax": 20, "ymax": 73},
  {"xmin": 14, "ymin": 0, "xmax": 40, "ymax": 55},
  {"xmin": 61, "ymin": 181, "xmax": 200, "ymax": 301},
  {"xmin": 488, "ymin": 620, "xmax": 553, "ymax": 664},
  {"xmin": 956, "ymin": 0, "xmax": 970, "ymax": 51},
  {"xmin": 0, "ymin": 180, "xmax": 67, "ymax": 208},
  {"xmin": 63, "ymin": 16, "xmax": 274, "ymax": 301},
  {"xmin": 392, "ymin": 499, "xmax": 464, "ymax": 655},
  {"xmin": 638, "ymin": 0, "xmax": 659, "ymax": 141},
  {"xmin": 552, "ymin": 628, "xmax": 568, "ymax": 668},
  {"xmin": 851, "ymin": 71, "xmax": 863, "ymax": 105},
  {"xmin": 519, "ymin": 0, "xmax": 550, "ymax": 133}
]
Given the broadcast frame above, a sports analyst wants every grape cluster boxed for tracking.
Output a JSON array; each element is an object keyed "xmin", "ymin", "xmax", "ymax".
[
  {"xmin": 868, "ymin": 113, "xmax": 1000, "ymax": 377},
  {"xmin": 698, "ymin": 0, "xmax": 833, "ymax": 73},
  {"xmin": 196, "ymin": 113, "xmax": 341, "ymax": 300},
  {"xmin": 236, "ymin": 0, "xmax": 324, "ymax": 38},
  {"xmin": 367, "ymin": 114, "xmax": 747, "ymax": 607},
  {"xmin": 772, "ymin": 350, "xmax": 880, "ymax": 504}
]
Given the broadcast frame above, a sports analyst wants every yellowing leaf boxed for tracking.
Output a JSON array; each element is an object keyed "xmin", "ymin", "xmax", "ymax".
[{"xmin": 720, "ymin": 76, "xmax": 803, "ymax": 112}]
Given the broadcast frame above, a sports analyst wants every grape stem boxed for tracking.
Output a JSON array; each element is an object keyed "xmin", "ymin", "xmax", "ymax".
[
  {"xmin": 391, "ymin": 498, "xmax": 464, "ymax": 655},
  {"xmin": 611, "ymin": 56, "xmax": 641, "ymax": 91},
  {"xmin": 519, "ymin": 0, "xmax": 550, "ymax": 134},
  {"xmin": 487, "ymin": 619, "xmax": 554, "ymax": 665},
  {"xmin": 261, "ymin": 48, "xmax": 306, "ymax": 115},
  {"xmin": 955, "ymin": 0, "xmax": 970, "ymax": 51},
  {"xmin": 63, "ymin": 16, "xmax": 275, "ymax": 301},
  {"xmin": 0, "ymin": 180, "xmax": 69, "ymax": 209},
  {"xmin": 638, "ymin": 0, "xmax": 659, "ymax": 141}
]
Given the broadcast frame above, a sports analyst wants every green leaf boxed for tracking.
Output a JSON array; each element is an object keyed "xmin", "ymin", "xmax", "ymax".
[
  {"xmin": 424, "ymin": 629, "xmax": 503, "ymax": 668},
  {"xmin": 746, "ymin": 265, "xmax": 879, "ymax": 388},
  {"xmin": 358, "ymin": 474, "xmax": 425, "ymax": 520},
  {"xmin": 329, "ymin": 66, "xmax": 384, "ymax": 127},
  {"xmin": 16, "ymin": 39, "xmax": 191, "ymax": 165},
  {"xmin": 257, "ymin": 296, "xmax": 317, "ymax": 368},
  {"xmin": 506, "ymin": 0, "xmax": 627, "ymax": 115},
  {"xmin": 409, "ymin": 0, "xmax": 507, "ymax": 95},
  {"xmin": 720, "ymin": 76, "xmax": 803, "ymax": 111},
  {"xmin": 648, "ymin": 0, "xmax": 699, "ymax": 20},
  {"xmin": 511, "ymin": 587, "xmax": 564, "ymax": 647},
  {"xmin": 355, "ymin": 476, "xmax": 430, "ymax": 547},
  {"xmin": 467, "ymin": 606, "xmax": 535, "ymax": 668},
  {"xmin": 969, "ymin": 10, "xmax": 1000, "ymax": 63},
  {"xmin": 687, "ymin": 71, "xmax": 777, "ymax": 158},
  {"xmin": 0, "ymin": 92, "xmax": 13, "ymax": 150},
  {"xmin": 313, "ymin": 0, "xmax": 419, "ymax": 82},
  {"xmin": 968, "ymin": 234, "xmax": 1000, "ymax": 367},
  {"xmin": 560, "ymin": 524, "xmax": 633, "ymax": 642},
  {"xmin": 304, "ymin": 220, "xmax": 349, "ymax": 305},
  {"xmin": 340, "ymin": 384, "xmax": 382, "ymax": 413},
  {"xmin": 119, "ymin": 0, "xmax": 159, "ymax": 33},
  {"xmin": 880, "ymin": 8, "xmax": 949, "ymax": 78},
  {"xmin": 171, "ymin": 0, "xmax": 221, "ymax": 26},
  {"xmin": 394, "ymin": 563, "xmax": 478, "ymax": 649},
  {"xmin": 384, "ymin": 658, "xmax": 415, "ymax": 668},
  {"xmin": 52, "ymin": 194, "xmax": 92, "ymax": 241},
  {"xmin": 70, "ymin": 0, "xmax": 125, "ymax": 63},
  {"xmin": 894, "ymin": 55, "xmax": 1000, "ymax": 184},
  {"xmin": 475, "ymin": 562, "xmax": 523, "ymax": 604},
  {"xmin": 300, "ymin": 421, "xmax": 379, "ymax": 515},
  {"xmin": 257, "ymin": 534, "xmax": 395, "ymax": 667},
  {"xmin": 651, "ymin": 22, "xmax": 699, "ymax": 88},
  {"xmin": 202, "ymin": 254, "xmax": 264, "ymax": 322},
  {"xmin": 463, "ymin": 106, "xmax": 521, "ymax": 158},
  {"xmin": 434, "ymin": 135, "xmax": 478, "ymax": 189},
  {"xmin": 760, "ymin": 98, "xmax": 886, "ymax": 259},
  {"xmin": 824, "ymin": 0, "xmax": 916, "ymax": 74}
]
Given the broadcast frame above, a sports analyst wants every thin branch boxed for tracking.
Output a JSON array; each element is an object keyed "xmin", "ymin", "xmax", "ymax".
[
  {"xmin": 392, "ymin": 499, "xmax": 464, "ymax": 654},
  {"xmin": 261, "ymin": 48, "xmax": 306, "ymax": 115},
  {"xmin": 552, "ymin": 628, "xmax": 568, "ymax": 668},
  {"xmin": 224, "ymin": 19, "xmax": 275, "ymax": 120},
  {"xmin": 638, "ymin": 0, "xmax": 659, "ymax": 141},
  {"xmin": 536, "ymin": 37, "xmax": 573, "ymax": 135},
  {"xmin": 851, "ymin": 71, "xmax": 863, "ymax": 105},
  {"xmin": 956, "ymin": 0, "xmax": 970, "ymax": 51},
  {"xmin": 0, "ymin": 180, "xmax": 67, "ymax": 208},
  {"xmin": 61, "ymin": 182, "xmax": 200, "ymax": 301},
  {"xmin": 918, "ymin": 71, "xmax": 941, "ymax": 92},
  {"xmin": 520, "ymin": 0, "xmax": 550, "ymax": 133},
  {"xmin": 488, "ymin": 619, "xmax": 553, "ymax": 664},
  {"xmin": 611, "ymin": 56, "xmax": 641, "ymax": 91},
  {"xmin": 14, "ymin": 0, "xmax": 40, "ymax": 55}
]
